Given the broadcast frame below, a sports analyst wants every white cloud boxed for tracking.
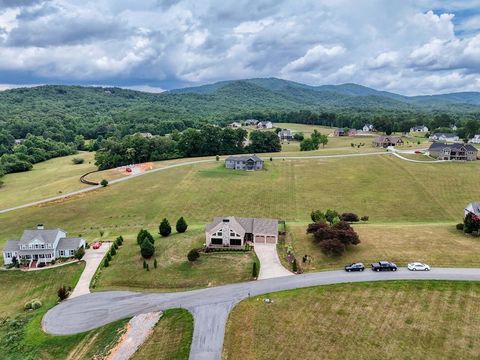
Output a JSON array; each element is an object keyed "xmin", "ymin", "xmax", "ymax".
[{"xmin": 281, "ymin": 44, "xmax": 346, "ymax": 73}]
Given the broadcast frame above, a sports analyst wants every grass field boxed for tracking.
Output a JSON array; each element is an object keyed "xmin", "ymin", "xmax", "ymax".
[
  {"xmin": 0, "ymin": 152, "xmax": 96, "ymax": 210},
  {"xmin": 223, "ymin": 281, "xmax": 480, "ymax": 360},
  {"xmin": 132, "ymin": 309, "xmax": 193, "ymax": 360},
  {"xmin": 280, "ymin": 223, "xmax": 480, "ymax": 272},
  {"xmin": 0, "ymin": 263, "xmax": 130, "ymax": 360}
]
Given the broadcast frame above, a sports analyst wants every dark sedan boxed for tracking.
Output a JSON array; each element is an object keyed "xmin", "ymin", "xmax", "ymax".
[{"xmin": 345, "ymin": 262, "xmax": 365, "ymax": 272}]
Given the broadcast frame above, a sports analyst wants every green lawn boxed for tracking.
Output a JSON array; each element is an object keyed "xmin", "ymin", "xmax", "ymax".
[
  {"xmin": 0, "ymin": 263, "xmax": 129, "ymax": 360},
  {"xmin": 223, "ymin": 281, "xmax": 480, "ymax": 360},
  {"xmin": 95, "ymin": 228, "xmax": 257, "ymax": 292},
  {"xmin": 280, "ymin": 223, "xmax": 480, "ymax": 272},
  {"xmin": 0, "ymin": 152, "xmax": 96, "ymax": 210},
  {"xmin": 132, "ymin": 309, "xmax": 193, "ymax": 360}
]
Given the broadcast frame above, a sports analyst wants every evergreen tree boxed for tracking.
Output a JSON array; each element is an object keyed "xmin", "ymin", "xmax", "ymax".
[
  {"xmin": 104, "ymin": 259, "xmax": 109, "ymax": 267},
  {"xmin": 106, "ymin": 253, "xmax": 112, "ymax": 261},
  {"xmin": 110, "ymin": 247, "xmax": 117, "ymax": 256},
  {"xmin": 141, "ymin": 238, "xmax": 155, "ymax": 259},
  {"xmin": 187, "ymin": 249, "xmax": 200, "ymax": 262},
  {"xmin": 252, "ymin": 262, "xmax": 258, "ymax": 278},
  {"xmin": 176, "ymin": 217, "xmax": 188, "ymax": 233},
  {"xmin": 292, "ymin": 259, "xmax": 298, "ymax": 273},
  {"xmin": 159, "ymin": 218, "xmax": 172, "ymax": 237},
  {"xmin": 137, "ymin": 229, "xmax": 154, "ymax": 245}
]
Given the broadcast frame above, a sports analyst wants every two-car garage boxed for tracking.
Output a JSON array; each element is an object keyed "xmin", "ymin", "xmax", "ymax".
[{"xmin": 254, "ymin": 235, "xmax": 277, "ymax": 244}]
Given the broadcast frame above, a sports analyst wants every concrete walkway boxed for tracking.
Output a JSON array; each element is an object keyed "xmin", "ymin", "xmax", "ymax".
[
  {"xmin": 70, "ymin": 242, "xmax": 111, "ymax": 299},
  {"xmin": 43, "ymin": 267, "xmax": 480, "ymax": 360},
  {"xmin": 254, "ymin": 244, "xmax": 292, "ymax": 279}
]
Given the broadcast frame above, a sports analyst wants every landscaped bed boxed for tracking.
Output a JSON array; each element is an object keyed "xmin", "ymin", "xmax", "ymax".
[{"xmin": 223, "ymin": 281, "xmax": 480, "ymax": 360}]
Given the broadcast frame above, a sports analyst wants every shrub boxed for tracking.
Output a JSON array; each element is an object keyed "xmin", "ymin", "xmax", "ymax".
[
  {"xmin": 71, "ymin": 158, "xmax": 85, "ymax": 165},
  {"xmin": 154, "ymin": 258, "xmax": 158, "ymax": 269},
  {"xmin": 361, "ymin": 216, "xmax": 369, "ymax": 222},
  {"xmin": 100, "ymin": 179, "xmax": 109, "ymax": 187},
  {"xmin": 141, "ymin": 238, "xmax": 155, "ymax": 259},
  {"xmin": 74, "ymin": 247, "xmax": 85, "ymax": 260},
  {"xmin": 456, "ymin": 223, "xmax": 464, "ymax": 231},
  {"xmin": 340, "ymin": 213, "xmax": 360, "ymax": 222},
  {"xmin": 319, "ymin": 239, "xmax": 346, "ymax": 256},
  {"xmin": 310, "ymin": 210, "xmax": 325, "ymax": 223},
  {"xmin": 464, "ymin": 213, "xmax": 480, "ymax": 234},
  {"xmin": 116, "ymin": 235, "xmax": 124, "ymax": 245},
  {"xmin": 187, "ymin": 249, "xmax": 200, "ymax": 262},
  {"xmin": 106, "ymin": 252, "xmax": 112, "ymax": 261},
  {"xmin": 110, "ymin": 247, "xmax": 117, "ymax": 256},
  {"xmin": 216, "ymin": 155, "xmax": 220, "ymax": 161},
  {"xmin": 325, "ymin": 209, "xmax": 339, "ymax": 224},
  {"xmin": 57, "ymin": 286, "xmax": 69, "ymax": 301},
  {"xmin": 159, "ymin": 218, "xmax": 172, "ymax": 237},
  {"xmin": 332, "ymin": 221, "xmax": 352, "ymax": 231},
  {"xmin": 137, "ymin": 229, "xmax": 154, "ymax": 245},
  {"xmin": 24, "ymin": 299, "xmax": 42, "ymax": 310},
  {"xmin": 113, "ymin": 242, "xmax": 118, "ymax": 250},
  {"xmin": 176, "ymin": 217, "xmax": 188, "ymax": 233},
  {"xmin": 252, "ymin": 262, "xmax": 258, "ymax": 278},
  {"xmin": 143, "ymin": 259, "xmax": 147, "ymax": 269},
  {"xmin": 307, "ymin": 222, "xmax": 328, "ymax": 234},
  {"xmin": 292, "ymin": 258, "xmax": 298, "ymax": 272},
  {"xmin": 104, "ymin": 259, "xmax": 109, "ymax": 267},
  {"xmin": 99, "ymin": 230, "xmax": 104, "ymax": 237}
]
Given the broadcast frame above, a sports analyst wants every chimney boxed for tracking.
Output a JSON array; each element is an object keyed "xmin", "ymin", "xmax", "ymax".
[{"xmin": 37, "ymin": 224, "xmax": 44, "ymax": 230}]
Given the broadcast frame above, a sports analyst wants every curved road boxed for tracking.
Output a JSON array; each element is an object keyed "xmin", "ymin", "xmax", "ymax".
[
  {"xmin": 0, "ymin": 152, "xmax": 388, "ymax": 215},
  {"xmin": 43, "ymin": 267, "xmax": 480, "ymax": 360}
]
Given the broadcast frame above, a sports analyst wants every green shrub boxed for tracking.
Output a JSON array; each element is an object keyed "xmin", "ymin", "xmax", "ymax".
[
  {"xmin": 106, "ymin": 253, "xmax": 112, "ymax": 261},
  {"xmin": 176, "ymin": 217, "xmax": 188, "ymax": 233},
  {"xmin": 154, "ymin": 258, "xmax": 158, "ymax": 269},
  {"xmin": 24, "ymin": 299, "xmax": 42, "ymax": 311},
  {"xmin": 137, "ymin": 229, "xmax": 154, "ymax": 245},
  {"xmin": 252, "ymin": 262, "xmax": 258, "ymax": 278},
  {"xmin": 187, "ymin": 249, "xmax": 200, "ymax": 262},
  {"xmin": 104, "ymin": 258, "xmax": 109, "ymax": 267},
  {"xmin": 100, "ymin": 179, "xmax": 109, "ymax": 187},
  {"xmin": 57, "ymin": 286, "xmax": 69, "ymax": 301},
  {"xmin": 456, "ymin": 223, "xmax": 464, "ymax": 231},
  {"xmin": 71, "ymin": 158, "xmax": 85, "ymax": 165},
  {"xmin": 141, "ymin": 238, "xmax": 155, "ymax": 259},
  {"xmin": 74, "ymin": 247, "xmax": 85, "ymax": 260},
  {"xmin": 159, "ymin": 218, "xmax": 172, "ymax": 237},
  {"xmin": 110, "ymin": 247, "xmax": 117, "ymax": 256}
]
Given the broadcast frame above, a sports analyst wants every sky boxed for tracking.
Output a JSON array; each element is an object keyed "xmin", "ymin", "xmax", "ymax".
[{"xmin": 0, "ymin": 0, "xmax": 480, "ymax": 95}]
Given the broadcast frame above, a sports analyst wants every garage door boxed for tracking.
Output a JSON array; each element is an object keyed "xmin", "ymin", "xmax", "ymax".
[
  {"xmin": 266, "ymin": 236, "xmax": 276, "ymax": 244},
  {"xmin": 254, "ymin": 235, "xmax": 265, "ymax": 243}
]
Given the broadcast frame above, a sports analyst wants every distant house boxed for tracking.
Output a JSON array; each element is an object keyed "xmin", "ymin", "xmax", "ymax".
[
  {"xmin": 334, "ymin": 128, "xmax": 346, "ymax": 136},
  {"xmin": 410, "ymin": 125, "xmax": 429, "ymax": 133},
  {"xmin": 362, "ymin": 124, "xmax": 374, "ymax": 132},
  {"xmin": 2, "ymin": 225, "xmax": 85, "ymax": 267},
  {"xmin": 229, "ymin": 122, "xmax": 242, "ymax": 128},
  {"xmin": 244, "ymin": 119, "xmax": 259, "ymax": 126},
  {"xmin": 429, "ymin": 133, "xmax": 459, "ymax": 142},
  {"xmin": 137, "ymin": 132, "xmax": 154, "ymax": 139},
  {"xmin": 14, "ymin": 139, "xmax": 25, "ymax": 145},
  {"xmin": 348, "ymin": 129, "xmax": 357, "ymax": 136},
  {"xmin": 372, "ymin": 135, "xmax": 404, "ymax": 148},
  {"xmin": 427, "ymin": 143, "xmax": 477, "ymax": 161},
  {"xmin": 469, "ymin": 135, "xmax": 480, "ymax": 144},
  {"xmin": 465, "ymin": 203, "xmax": 480, "ymax": 220},
  {"xmin": 205, "ymin": 216, "xmax": 278, "ymax": 248},
  {"xmin": 225, "ymin": 155, "xmax": 263, "ymax": 171},
  {"xmin": 451, "ymin": 124, "xmax": 458, "ymax": 131},
  {"xmin": 278, "ymin": 128, "xmax": 293, "ymax": 141},
  {"xmin": 257, "ymin": 121, "xmax": 273, "ymax": 129}
]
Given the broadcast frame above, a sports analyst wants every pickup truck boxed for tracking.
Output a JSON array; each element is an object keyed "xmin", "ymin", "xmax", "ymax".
[{"xmin": 371, "ymin": 261, "xmax": 397, "ymax": 272}]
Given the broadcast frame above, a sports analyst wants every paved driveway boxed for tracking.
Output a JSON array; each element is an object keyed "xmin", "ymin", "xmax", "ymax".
[
  {"xmin": 70, "ymin": 242, "xmax": 111, "ymax": 299},
  {"xmin": 254, "ymin": 244, "xmax": 292, "ymax": 279},
  {"xmin": 43, "ymin": 268, "xmax": 480, "ymax": 360}
]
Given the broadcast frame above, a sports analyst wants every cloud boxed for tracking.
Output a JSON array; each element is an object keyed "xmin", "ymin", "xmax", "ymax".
[{"xmin": 0, "ymin": 1, "xmax": 479, "ymax": 95}]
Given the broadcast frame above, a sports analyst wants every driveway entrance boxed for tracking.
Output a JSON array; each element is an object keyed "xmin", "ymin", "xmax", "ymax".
[{"xmin": 254, "ymin": 243, "xmax": 292, "ymax": 280}]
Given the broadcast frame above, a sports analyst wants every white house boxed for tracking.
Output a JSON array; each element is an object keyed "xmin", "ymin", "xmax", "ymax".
[
  {"xmin": 429, "ymin": 133, "xmax": 460, "ymax": 142},
  {"xmin": 362, "ymin": 124, "xmax": 374, "ymax": 132},
  {"xmin": 205, "ymin": 216, "xmax": 278, "ymax": 248},
  {"xmin": 469, "ymin": 135, "xmax": 480, "ymax": 144},
  {"xmin": 2, "ymin": 225, "xmax": 85, "ymax": 267},
  {"xmin": 257, "ymin": 121, "xmax": 273, "ymax": 129},
  {"xmin": 229, "ymin": 122, "xmax": 242, "ymax": 128},
  {"xmin": 410, "ymin": 125, "xmax": 429, "ymax": 132},
  {"xmin": 465, "ymin": 203, "xmax": 480, "ymax": 219}
]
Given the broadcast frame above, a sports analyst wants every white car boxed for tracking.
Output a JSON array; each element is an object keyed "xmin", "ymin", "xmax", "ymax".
[{"xmin": 408, "ymin": 262, "xmax": 430, "ymax": 271}]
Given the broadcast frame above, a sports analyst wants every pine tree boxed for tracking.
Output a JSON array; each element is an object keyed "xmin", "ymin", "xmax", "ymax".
[
  {"xmin": 159, "ymin": 218, "xmax": 172, "ymax": 237},
  {"xmin": 137, "ymin": 229, "xmax": 154, "ymax": 245},
  {"xmin": 104, "ymin": 259, "xmax": 109, "ymax": 267},
  {"xmin": 140, "ymin": 238, "xmax": 155, "ymax": 259},
  {"xmin": 176, "ymin": 217, "xmax": 188, "ymax": 233},
  {"xmin": 106, "ymin": 253, "xmax": 112, "ymax": 261},
  {"xmin": 292, "ymin": 259, "xmax": 298, "ymax": 273},
  {"xmin": 110, "ymin": 247, "xmax": 116, "ymax": 256}
]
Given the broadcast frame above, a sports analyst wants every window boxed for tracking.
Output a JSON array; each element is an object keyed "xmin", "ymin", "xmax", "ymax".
[
  {"xmin": 5, "ymin": 252, "xmax": 11, "ymax": 258},
  {"xmin": 59, "ymin": 250, "xmax": 65, "ymax": 256},
  {"xmin": 41, "ymin": 244, "xmax": 45, "ymax": 249},
  {"xmin": 230, "ymin": 239, "xmax": 242, "ymax": 246},
  {"xmin": 211, "ymin": 238, "xmax": 223, "ymax": 245},
  {"xmin": 70, "ymin": 250, "xmax": 75, "ymax": 256}
]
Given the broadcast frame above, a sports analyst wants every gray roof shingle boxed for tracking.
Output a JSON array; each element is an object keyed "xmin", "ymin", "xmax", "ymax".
[
  {"xmin": 56, "ymin": 238, "xmax": 84, "ymax": 251},
  {"xmin": 205, "ymin": 216, "xmax": 278, "ymax": 236},
  {"xmin": 19, "ymin": 229, "xmax": 65, "ymax": 245},
  {"xmin": 225, "ymin": 155, "xmax": 263, "ymax": 162},
  {"xmin": 3, "ymin": 240, "xmax": 19, "ymax": 252}
]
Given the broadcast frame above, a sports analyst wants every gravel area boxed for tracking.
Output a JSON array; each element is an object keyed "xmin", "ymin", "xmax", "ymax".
[{"xmin": 107, "ymin": 312, "xmax": 162, "ymax": 360}]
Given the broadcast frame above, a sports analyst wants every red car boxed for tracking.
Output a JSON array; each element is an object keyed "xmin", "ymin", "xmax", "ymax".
[
  {"xmin": 92, "ymin": 242, "xmax": 102, "ymax": 249},
  {"xmin": 414, "ymin": 150, "xmax": 423, "ymax": 154}
]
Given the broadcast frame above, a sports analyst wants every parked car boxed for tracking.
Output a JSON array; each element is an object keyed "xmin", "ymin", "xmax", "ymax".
[
  {"xmin": 345, "ymin": 262, "xmax": 365, "ymax": 272},
  {"xmin": 414, "ymin": 150, "xmax": 423, "ymax": 154},
  {"xmin": 371, "ymin": 261, "xmax": 397, "ymax": 271},
  {"xmin": 408, "ymin": 262, "xmax": 430, "ymax": 271},
  {"xmin": 92, "ymin": 242, "xmax": 101, "ymax": 249}
]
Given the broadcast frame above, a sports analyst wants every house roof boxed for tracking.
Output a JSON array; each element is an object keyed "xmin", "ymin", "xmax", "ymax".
[
  {"xmin": 18, "ymin": 229, "xmax": 65, "ymax": 245},
  {"xmin": 56, "ymin": 238, "xmax": 84, "ymax": 251},
  {"xmin": 225, "ymin": 155, "xmax": 263, "ymax": 162},
  {"xmin": 3, "ymin": 240, "xmax": 19, "ymax": 252},
  {"xmin": 206, "ymin": 216, "xmax": 278, "ymax": 236},
  {"xmin": 373, "ymin": 136, "xmax": 402, "ymax": 143},
  {"xmin": 412, "ymin": 126, "xmax": 427, "ymax": 130},
  {"xmin": 431, "ymin": 133, "xmax": 457, "ymax": 138},
  {"xmin": 467, "ymin": 203, "xmax": 480, "ymax": 215},
  {"xmin": 429, "ymin": 143, "xmax": 477, "ymax": 151}
]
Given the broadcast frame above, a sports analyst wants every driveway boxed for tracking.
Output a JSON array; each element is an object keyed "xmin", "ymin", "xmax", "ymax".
[
  {"xmin": 254, "ymin": 244, "xmax": 292, "ymax": 279},
  {"xmin": 43, "ymin": 268, "xmax": 480, "ymax": 360},
  {"xmin": 69, "ymin": 242, "xmax": 111, "ymax": 299}
]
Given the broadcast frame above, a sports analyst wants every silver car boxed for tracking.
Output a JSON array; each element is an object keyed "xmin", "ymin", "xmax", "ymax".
[{"xmin": 407, "ymin": 262, "xmax": 430, "ymax": 271}]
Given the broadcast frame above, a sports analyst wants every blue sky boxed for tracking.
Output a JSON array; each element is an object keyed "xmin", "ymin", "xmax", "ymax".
[{"xmin": 0, "ymin": 0, "xmax": 479, "ymax": 95}]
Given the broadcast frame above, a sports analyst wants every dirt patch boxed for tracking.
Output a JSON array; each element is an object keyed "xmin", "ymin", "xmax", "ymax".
[{"xmin": 107, "ymin": 312, "xmax": 162, "ymax": 360}]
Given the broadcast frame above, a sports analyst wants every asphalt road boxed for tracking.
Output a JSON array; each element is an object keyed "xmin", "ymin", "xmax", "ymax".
[
  {"xmin": 0, "ymin": 152, "xmax": 388, "ymax": 215},
  {"xmin": 43, "ymin": 267, "xmax": 480, "ymax": 360}
]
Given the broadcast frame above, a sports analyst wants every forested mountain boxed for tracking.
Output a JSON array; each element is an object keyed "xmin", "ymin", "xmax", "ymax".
[{"xmin": 1, "ymin": 77, "xmax": 480, "ymax": 178}]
